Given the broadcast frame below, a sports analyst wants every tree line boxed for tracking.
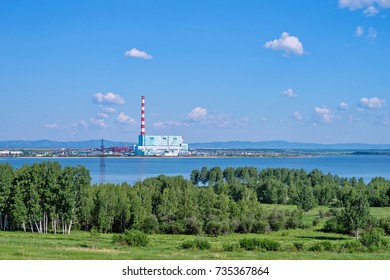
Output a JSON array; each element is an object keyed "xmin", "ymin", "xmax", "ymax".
[{"xmin": 1, "ymin": 162, "xmax": 390, "ymax": 235}]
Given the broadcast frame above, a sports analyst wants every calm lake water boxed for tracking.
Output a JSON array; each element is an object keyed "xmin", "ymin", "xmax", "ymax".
[{"xmin": 1, "ymin": 156, "xmax": 390, "ymax": 184}]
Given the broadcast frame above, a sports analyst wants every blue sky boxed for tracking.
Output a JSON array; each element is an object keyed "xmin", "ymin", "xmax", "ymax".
[{"xmin": 0, "ymin": 0, "xmax": 389, "ymax": 144}]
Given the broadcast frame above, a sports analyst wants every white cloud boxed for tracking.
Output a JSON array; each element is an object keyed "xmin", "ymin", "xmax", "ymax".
[
  {"xmin": 264, "ymin": 32, "xmax": 304, "ymax": 56},
  {"xmin": 355, "ymin": 26, "xmax": 377, "ymax": 41},
  {"xmin": 360, "ymin": 97, "xmax": 385, "ymax": 108},
  {"xmin": 292, "ymin": 111, "xmax": 303, "ymax": 121},
  {"xmin": 313, "ymin": 107, "xmax": 335, "ymax": 123},
  {"xmin": 100, "ymin": 106, "xmax": 117, "ymax": 114},
  {"xmin": 367, "ymin": 27, "xmax": 378, "ymax": 41},
  {"xmin": 93, "ymin": 92, "xmax": 125, "ymax": 105},
  {"xmin": 99, "ymin": 112, "xmax": 109, "ymax": 119},
  {"xmin": 73, "ymin": 120, "xmax": 88, "ymax": 128},
  {"xmin": 339, "ymin": 0, "xmax": 390, "ymax": 15},
  {"xmin": 338, "ymin": 102, "xmax": 349, "ymax": 110},
  {"xmin": 153, "ymin": 121, "xmax": 187, "ymax": 130},
  {"xmin": 364, "ymin": 5, "xmax": 379, "ymax": 15},
  {"xmin": 116, "ymin": 112, "xmax": 136, "ymax": 125},
  {"xmin": 124, "ymin": 48, "xmax": 153, "ymax": 59},
  {"xmin": 281, "ymin": 88, "xmax": 298, "ymax": 97},
  {"xmin": 44, "ymin": 123, "xmax": 59, "ymax": 129},
  {"xmin": 89, "ymin": 118, "xmax": 107, "ymax": 128},
  {"xmin": 355, "ymin": 26, "xmax": 365, "ymax": 37},
  {"xmin": 188, "ymin": 107, "xmax": 207, "ymax": 121}
]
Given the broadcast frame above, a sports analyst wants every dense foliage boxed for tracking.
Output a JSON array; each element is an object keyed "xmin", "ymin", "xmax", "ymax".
[{"xmin": 1, "ymin": 162, "xmax": 390, "ymax": 236}]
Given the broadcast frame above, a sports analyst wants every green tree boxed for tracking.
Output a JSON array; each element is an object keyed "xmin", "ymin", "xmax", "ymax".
[
  {"xmin": 0, "ymin": 163, "xmax": 14, "ymax": 230},
  {"xmin": 339, "ymin": 191, "xmax": 372, "ymax": 240}
]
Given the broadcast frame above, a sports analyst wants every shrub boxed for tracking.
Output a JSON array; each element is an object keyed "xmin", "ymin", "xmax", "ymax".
[
  {"xmin": 205, "ymin": 219, "xmax": 229, "ymax": 236},
  {"xmin": 252, "ymin": 220, "xmax": 270, "ymax": 234},
  {"xmin": 339, "ymin": 241, "xmax": 362, "ymax": 253},
  {"xmin": 181, "ymin": 238, "xmax": 211, "ymax": 250},
  {"xmin": 141, "ymin": 215, "xmax": 159, "ymax": 234},
  {"xmin": 379, "ymin": 218, "xmax": 390, "ymax": 235},
  {"xmin": 184, "ymin": 217, "xmax": 203, "ymax": 235},
  {"xmin": 112, "ymin": 234, "xmax": 126, "ymax": 245},
  {"xmin": 239, "ymin": 238, "xmax": 281, "ymax": 251},
  {"xmin": 194, "ymin": 238, "xmax": 211, "ymax": 250},
  {"xmin": 259, "ymin": 239, "xmax": 281, "ymax": 251},
  {"xmin": 309, "ymin": 241, "xmax": 333, "ymax": 252},
  {"xmin": 122, "ymin": 230, "xmax": 149, "ymax": 247},
  {"xmin": 293, "ymin": 242, "xmax": 304, "ymax": 251},
  {"xmin": 239, "ymin": 238, "xmax": 259, "ymax": 251},
  {"xmin": 360, "ymin": 228, "xmax": 387, "ymax": 251},
  {"xmin": 222, "ymin": 242, "xmax": 239, "ymax": 252},
  {"xmin": 285, "ymin": 209, "xmax": 304, "ymax": 229},
  {"xmin": 312, "ymin": 217, "xmax": 321, "ymax": 227},
  {"xmin": 181, "ymin": 240, "xmax": 195, "ymax": 249},
  {"xmin": 268, "ymin": 209, "xmax": 285, "ymax": 231}
]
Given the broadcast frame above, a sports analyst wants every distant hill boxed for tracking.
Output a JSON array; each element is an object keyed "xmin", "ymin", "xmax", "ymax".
[
  {"xmin": 1, "ymin": 139, "xmax": 390, "ymax": 150},
  {"xmin": 189, "ymin": 140, "xmax": 390, "ymax": 150},
  {"xmin": 0, "ymin": 140, "xmax": 135, "ymax": 149}
]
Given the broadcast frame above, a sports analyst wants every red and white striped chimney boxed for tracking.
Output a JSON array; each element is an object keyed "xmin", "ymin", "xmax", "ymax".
[{"xmin": 141, "ymin": 95, "xmax": 146, "ymax": 136}]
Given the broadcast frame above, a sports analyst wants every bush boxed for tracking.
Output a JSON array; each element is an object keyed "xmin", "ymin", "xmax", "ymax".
[
  {"xmin": 379, "ymin": 218, "xmax": 390, "ymax": 235},
  {"xmin": 312, "ymin": 217, "xmax": 321, "ymax": 227},
  {"xmin": 205, "ymin": 219, "xmax": 229, "ymax": 236},
  {"xmin": 293, "ymin": 242, "xmax": 304, "ymax": 251},
  {"xmin": 285, "ymin": 209, "xmax": 304, "ymax": 229},
  {"xmin": 114, "ymin": 230, "xmax": 149, "ymax": 247},
  {"xmin": 360, "ymin": 228, "xmax": 387, "ymax": 251},
  {"xmin": 181, "ymin": 240, "xmax": 195, "ymax": 249},
  {"xmin": 252, "ymin": 220, "xmax": 270, "ymax": 234},
  {"xmin": 339, "ymin": 241, "xmax": 362, "ymax": 253},
  {"xmin": 239, "ymin": 238, "xmax": 281, "ymax": 251},
  {"xmin": 194, "ymin": 237, "xmax": 211, "ymax": 250},
  {"xmin": 181, "ymin": 238, "xmax": 211, "ymax": 250},
  {"xmin": 222, "ymin": 242, "xmax": 239, "ymax": 252},
  {"xmin": 184, "ymin": 217, "xmax": 203, "ymax": 235},
  {"xmin": 268, "ymin": 209, "xmax": 286, "ymax": 231},
  {"xmin": 309, "ymin": 241, "xmax": 333, "ymax": 252},
  {"xmin": 141, "ymin": 215, "xmax": 159, "ymax": 234}
]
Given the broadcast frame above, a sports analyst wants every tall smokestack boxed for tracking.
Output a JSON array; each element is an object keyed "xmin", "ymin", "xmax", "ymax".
[{"xmin": 141, "ymin": 95, "xmax": 146, "ymax": 136}]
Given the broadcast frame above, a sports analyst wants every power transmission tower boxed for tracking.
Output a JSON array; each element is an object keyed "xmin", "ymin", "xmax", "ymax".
[{"xmin": 99, "ymin": 139, "xmax": 105, "ymax": 185}]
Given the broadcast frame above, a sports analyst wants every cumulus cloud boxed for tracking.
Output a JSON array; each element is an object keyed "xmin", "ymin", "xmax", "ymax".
[
  {"xmin": 292, "ymin": 111, "xmax": 303, "ymax": 121},
  {"xmin": 100, "ymin": 106, "xmax": 117, "ymax": 114},
  {"xmin": 188, "ymin": 107, "xmax": 207, "ymax": 121},
  {"xmin": 354, "ymin": 26, "xmax": 377, "ymax": 41},
  {"xmin": 281, "ymin": 88, "xmax": 298, "ymax": 97},
  {"xmin": 367, "ymin": 27, "xmax": 378, "ymax": 41},
  {"xmin": 313, "ymin": 107, "xmax": 335, "ymax": 123},
  {"xmin": 355, "ymin": 25, "xmax": 365, "ymax": 37},
  {"xmin": 338, "ymin": 102, "xmax": 349, "ymax": 110},
  {"xmin": 73, "ymin": 120, "xmax": 88, "ymax": 128},
  {"xmin": 93, "ymin": 92, "xmax": 125, "ymax": 105},
  {"xmin": 364, "ymin": 5, "xmax": 379, "ymax": 15},
  {"xmin": 153, "ymin": 121, "xmax": 188, "ymax": 130},
  {"xmin": 99, "ymin": 112, "xmax": 109, "ymax": 119},
  {"xmin": 264, "ymin": 32, "xmax": 304, "ymax": 56},
  {"xmin": 44, "ymin": 123, "xmax": 59, "ymax": 129},
  {"xmin": 125, "ymin": 48, "xmax": 153, "ymax": 59},
  {"xmin": 116, "ymin": 112, "xmax": 136, "ymax": 125},
  {"xmin": 360, "ymin": 97, "xmax": 385, "ymax": 108},
  {"xmin": 89, "ymin": 118, "xmax": 107, "ymax": 128},
  {"xmin": 339, "ymin": 0, "xmax": 390, "ymax": 15}
]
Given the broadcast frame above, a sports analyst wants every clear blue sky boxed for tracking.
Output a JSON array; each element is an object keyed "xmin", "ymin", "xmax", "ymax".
[{"xmin": 0, "ymin": 0, "xmax": 389, "ymax": 143}]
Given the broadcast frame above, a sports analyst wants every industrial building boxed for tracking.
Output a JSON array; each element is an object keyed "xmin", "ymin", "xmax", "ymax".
[{"xmin": 135, "ymin": 96, "xmax": 189, "ymax": 156}]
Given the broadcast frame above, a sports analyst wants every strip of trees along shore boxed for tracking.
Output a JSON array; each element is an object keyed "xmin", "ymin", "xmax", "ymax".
[{"xmin": 0, "ymin": 162, "xmax": 389, "ymax": 236}]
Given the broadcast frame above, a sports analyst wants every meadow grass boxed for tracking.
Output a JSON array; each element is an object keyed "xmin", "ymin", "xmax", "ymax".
[{"xmin": 1, "ymin": 206, "xmax": 389, "ymax": 260}]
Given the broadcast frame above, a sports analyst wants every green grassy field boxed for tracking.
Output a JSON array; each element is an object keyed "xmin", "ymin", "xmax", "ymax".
[{"xmin": 1, "ymin": 206, "xmax": 389, "ymax": 260}]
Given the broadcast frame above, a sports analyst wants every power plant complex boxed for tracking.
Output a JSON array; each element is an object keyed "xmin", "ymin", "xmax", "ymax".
[{"xmin": 135, "ymin": 96, "xmax": 189, "ymax": 156}]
